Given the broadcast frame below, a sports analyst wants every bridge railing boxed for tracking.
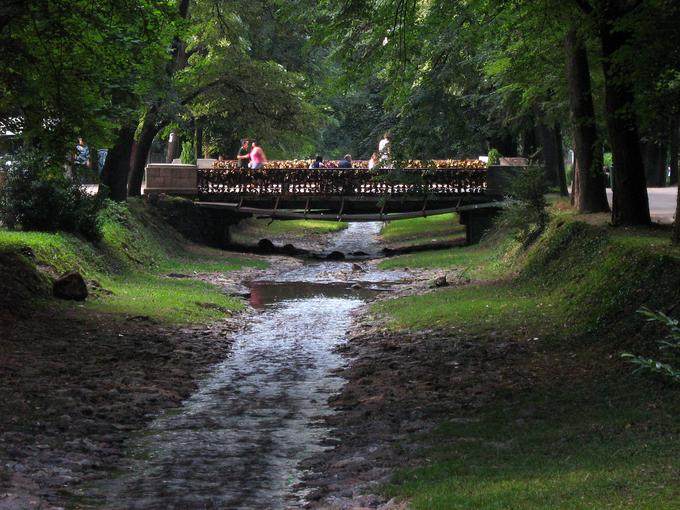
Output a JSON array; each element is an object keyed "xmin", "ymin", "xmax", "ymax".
[{"xmin": 197, "ymin": 167, "xmax": 487, "ymax": 199}]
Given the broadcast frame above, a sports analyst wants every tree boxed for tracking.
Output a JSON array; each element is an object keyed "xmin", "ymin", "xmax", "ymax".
[{"xmin": 564, "ymin": 29, "xmax": 610, "ymax": 213}]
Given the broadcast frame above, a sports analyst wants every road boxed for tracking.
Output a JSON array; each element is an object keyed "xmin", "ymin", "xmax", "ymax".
[{"xmin": 606, "ymin": 187, "xmax": 677, "ymax": 224}]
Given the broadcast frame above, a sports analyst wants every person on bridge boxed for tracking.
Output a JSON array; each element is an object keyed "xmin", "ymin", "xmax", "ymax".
[
  {"xmin": 368, "ymin": 152, "xmax": 379, "ymax": 170},
  {"xmin": 309, "ymin": 155, "xmax": 324, "ymax": 169},
  {"xmin": 378, "ymin": 132, "xmax": 391, "ymax": 162},
  {"xmin": 236, "ymin": 139, "xmax": 250, "ymax": 169},
  {"xmin": 338, "ymin": 154, "xmax": 352, "ymax": 169},
  {"xmin": 248, "ymin": 140, "xmax": 267, "ymax": 169}
]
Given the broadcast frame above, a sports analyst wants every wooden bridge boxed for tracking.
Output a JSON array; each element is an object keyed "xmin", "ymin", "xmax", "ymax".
[{"xmin": 145, "ymin": 162, "xmax": 518, "ymax": 243}]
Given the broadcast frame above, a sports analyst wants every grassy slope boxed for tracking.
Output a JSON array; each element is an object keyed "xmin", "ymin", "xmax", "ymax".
[
  {"xmin": 0, "ymin": 199, "xmax": 266, "ymax": 323},
  {"xmin": 373, "ymin": 218, "xmax": 680, "ymax": 508},
  {"xmin": 380, "ymin": 213, "xmax": 466, "ymax": 249}
]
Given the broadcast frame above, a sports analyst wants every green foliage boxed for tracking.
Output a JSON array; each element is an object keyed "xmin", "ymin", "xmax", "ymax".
[
  {"xmin": 487, "ymin": 148, "xmax": 501, "ymax": 166},
  {"xmin": 0, "ymin": 0, "xmax": 177, "ymax": 154},
  {"xmin": 0, "ymin": 149, "xmax": 105, "ymax": 241},
  {"xmin": 180, "ymin": 141, "xmax": 196, "ymax": 164},
  {"xmin": 622, "ymin": 308, "xmax": 680, "ymax": 383},
  {"xmin": 496, "ymin": 166, "xmax": 549, "ymax": 244}
]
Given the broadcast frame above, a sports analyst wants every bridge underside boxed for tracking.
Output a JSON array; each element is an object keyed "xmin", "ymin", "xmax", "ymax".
[{"xmin": 195, "ymin": 194, "xmax": 501, "ymax": 222}]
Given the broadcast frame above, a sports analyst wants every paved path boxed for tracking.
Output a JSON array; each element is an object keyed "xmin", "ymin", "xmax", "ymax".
[{"xmin": 606, "ymin": 187, "xmax": 677, "ymax": 224}]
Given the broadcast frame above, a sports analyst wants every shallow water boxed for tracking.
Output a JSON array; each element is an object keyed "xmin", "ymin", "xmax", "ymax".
[{"xmin": 93, "ymin": 222, "xmax": 405, "ymax": 509}]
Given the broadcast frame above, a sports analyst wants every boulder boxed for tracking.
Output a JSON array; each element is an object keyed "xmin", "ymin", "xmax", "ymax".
[
  {"xmin": 282, "ymin": 244, "xmax": 298, "ymax": 255},
  {"xmin": 326, "ymin": 251, "xmax": 346, "ymax": 260},
  {"xmin": 257, "ymin": 238, "xmax": 276, "ymax": 253},
  {"xmin": 53, "ymin": 271, "xmax": 88, "ymax": 301},
  {"xmin": 430, "ymin": 275, "xmax": 448, "ymax": 288},
  {"xmin": 351, "ymin": 263, "xmax": 364, "ymax": 272}
]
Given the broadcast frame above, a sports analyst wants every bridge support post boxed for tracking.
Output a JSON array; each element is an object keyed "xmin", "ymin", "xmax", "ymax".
[{"xmin": 459, "ymin": 208, "xmax": 499, "ymax": 245}]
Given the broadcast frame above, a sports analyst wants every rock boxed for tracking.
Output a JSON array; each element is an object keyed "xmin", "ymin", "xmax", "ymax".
[
  {"xmin": 53, "ymin": 271, "xmax": 88, "ymax": 301},
  {"xmin": 352, "ymin": 263, "xmax": 364, "ymax": 272},
  {"xmin": 166, "ymin": 273, "xmax": 191, "ymax": 278},
  {"xmin": 430, "ymin": 275, "xmax": 448, "ymax": 288},
  {"xmin": 331, "ymin": 456, "xmax": 367, "ymax": 469},
  {"xmin": 257, "ymin": 238, "xmax": 276, "ymax": 253},
  {"xmin": 352, "ymin": 251, "xmax": 369, "ymax": 256},
  {"xmin": 327, "ymin": 251, "xmax": 346, "ymax": 260},
  {"xmin": 282, "ymin": 244, "xmax": 298, "ymax": 255},
  {"xmin": 351, "ymin": 283, "xmax": 363, "ymax": 290}
]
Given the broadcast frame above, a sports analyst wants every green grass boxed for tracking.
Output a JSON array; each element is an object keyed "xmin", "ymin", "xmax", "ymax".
[
  {"xmin": 376, "ymin": 220, "xmax": 680, "ymax": 339},
  {"xmin": 0, "ymin": 199, "xmax": 266, "ymax": 323},
  {"xmin": 378, "ymin": 235, "xmax": 513, "ymax": 279},
  {"xmin": 380, "ymin": 213, "xmax": 466, "ymax": 247},
  {"xmin": 372, "ymin": 215, "xmax": 680, "ymax": 509},
  {"xmin": 89, "ymin": 273, "xmax": 242, "ymax": 323},
  {"xmin": 374, "ymin": 217, "xmax": 680, "ymax": 508},
  {"xmin": 230, "ymin": 217, "xmax": 347, "ymax": 245},
  {"xmin": 386, "ymin": 376, "xmax": 680, "ymax": 509}
]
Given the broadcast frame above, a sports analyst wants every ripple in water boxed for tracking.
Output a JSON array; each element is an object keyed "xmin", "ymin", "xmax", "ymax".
[{"xmin": 98, "ymin": 296, "xmax": 361, "ymax": 510}]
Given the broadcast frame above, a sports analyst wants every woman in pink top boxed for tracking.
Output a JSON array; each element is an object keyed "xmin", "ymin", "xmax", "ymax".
[{"xmin": 248, "ymin": 140, "xmax": 267, "ymax": 169}]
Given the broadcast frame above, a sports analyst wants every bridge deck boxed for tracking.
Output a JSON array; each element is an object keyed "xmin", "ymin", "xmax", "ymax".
[{"xmin": 144, "ymin": 164, "xmax": 517, "ymax": 219}]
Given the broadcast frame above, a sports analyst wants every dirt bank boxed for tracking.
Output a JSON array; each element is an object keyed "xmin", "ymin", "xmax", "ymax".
[
  {"xmin": 299, "ymin": 300, "xmax": 536, "ymax": 509},
  {"xmin": 0, "ymin": 254, "xmax": 303, "ymax": 510}
]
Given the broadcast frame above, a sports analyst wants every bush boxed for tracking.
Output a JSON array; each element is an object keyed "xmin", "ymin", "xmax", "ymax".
[
  {"xmin": 495, "ymin": 166, "xmax": 549, "ymax": 245},
  {"xmin": 487, "ymin": 148, "xmax": 501, "ymax": 167},
  {"xmin": 180, "ymin": 141, "xmax": 196, "ymax": 164},
  {"xmin": 0, "ymin": 148, "xmax": 105, "ymax": 241},
  {"xmin": 622, "ymin": 308, "xmax": 680, "ymax": 383}
]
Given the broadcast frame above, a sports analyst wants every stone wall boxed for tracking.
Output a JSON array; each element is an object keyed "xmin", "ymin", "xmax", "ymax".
[{"xmin": 148, "ymin": 195, "xmax": 249, "ymax": 249}]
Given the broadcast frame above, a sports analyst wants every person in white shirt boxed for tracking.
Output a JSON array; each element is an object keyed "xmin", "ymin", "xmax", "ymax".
[{"xmin": 378, "ymin": 132, "xmax": 390, "ymax": 162}]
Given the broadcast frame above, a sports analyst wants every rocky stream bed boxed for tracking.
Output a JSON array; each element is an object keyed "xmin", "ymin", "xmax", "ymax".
[{"xmin": 0, "ymin": 223, "xmax": 522, "ymax": 510}]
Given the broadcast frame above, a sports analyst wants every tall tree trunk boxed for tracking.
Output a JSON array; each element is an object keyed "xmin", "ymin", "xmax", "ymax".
[
  {"xmin": 657, "ymin": 138, "xmax": 668, "ymax": 187},
  {"xmin": 670, "ymin": 116, "xmax": 679, "ymax": 186},
  {"xmin": 100, "ymin": 125, "xmax": 136, "ymax": 201},
  {"xmin": 522, "ymin": 126, "xmax": 538, "ymax": 158},
  {"xmin": 555, "ymin": 124, "xmax": 569, "ymax": 197},
  {"xmin": 674, "ymin": 174, "xmax": 680, "ymax": 244},
  {"xmin": 534, "ymin": 111, "xmax": 560, "ymax": 187},
  {"xmin": 598, "ymin": 2, "xmax": 649, "ymax": 225},
  {"xmin": 564, "ymin": 29, "xmax": 610, "ymax": 213},
  {"xmin": 128, "ymin": 115, "xmax": 165, "ymax": 197},
  {"xmin": 488, "ymin": 134, "xmax": 515, "ymax": 156},
  {"xmin": 195, "ymin": 123, "xmax": 203, "ymax": 160},
  {"xmin": 166, "ymin": 132, "xmax": 179, "ymax": 163}
]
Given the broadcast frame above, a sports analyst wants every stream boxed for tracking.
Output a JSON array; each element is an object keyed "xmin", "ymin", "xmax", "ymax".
[{"xmin": 94, "ymin": 222, "xmax": 409, "ymax": 509}]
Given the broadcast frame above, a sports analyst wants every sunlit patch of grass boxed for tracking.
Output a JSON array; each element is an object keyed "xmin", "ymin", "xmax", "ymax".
[
  {"xmin": 89, "ymin": 273, "xmax": 243, "ymax": 323},
  {"xmin": 378, "ymin": 236, "xmax": 514, "ymax": 280},
  {"xmin": 230, "ymin": 217, "xmax": 347, "ymax": 245},
  {"xmin": 380, "ymin": 213, "xmax": 466, "ymax": 248}
]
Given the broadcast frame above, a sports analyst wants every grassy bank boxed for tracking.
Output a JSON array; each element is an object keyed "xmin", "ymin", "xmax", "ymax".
[
  {"xmin": 230, "ymin": 217, "xmax": 346, "ymax": 246},
  {"xmin": 373, "ymin": 217, "xmax": 680, "ymax": 508},
  {"xmin": 380, "ymin": 213, "xmax": 466, "ymax": 249},
  {"xmin": 0, "ymin": 199, "xmax": 266, "ymax": 323}
]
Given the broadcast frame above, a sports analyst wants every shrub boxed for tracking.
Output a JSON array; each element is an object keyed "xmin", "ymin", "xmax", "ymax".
[
  {"xmin": 622, "ymin": 308, "xmax": 680, "ymax": 383},
  {"xmin": 0, "ymin": 148, "xmax": 105, "ymax": 241},
  {"xmin": 495, "ymin": 166, "xmax": 549, "ymax": 244},
  {"xmin": 180, "ymin": 141, "xmax": 196, "ymax": 164},
  {"xmin": 487, "ymin": 148, "xmax": 501, "ymax": 167}
]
